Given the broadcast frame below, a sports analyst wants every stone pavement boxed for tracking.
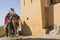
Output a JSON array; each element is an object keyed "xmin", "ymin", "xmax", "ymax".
[
  {"xmin": 0, "ymin": 34, "xmax": 60, "ymax": 40},
  {"xmin": 0, "ymin": 36, "xmax": 22, "ymax": 40},
  {"xmin": 22, "ymin": 34, "xmax": 60, "ymax": 40}
]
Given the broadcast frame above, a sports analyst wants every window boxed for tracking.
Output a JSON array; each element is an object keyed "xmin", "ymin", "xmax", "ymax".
[
  {"xmin": 24, "ymin": 0, "xmax": 25, "ymax": 6},
  {"xmin": 31, "ymin": 0, "xmax": 32, "ymax": 3},
  {"xmin": 50, "ymin": 0, "xmax": 56, "ymax": 5}
]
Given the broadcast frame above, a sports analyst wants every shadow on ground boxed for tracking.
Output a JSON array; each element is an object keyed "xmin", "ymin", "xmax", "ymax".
[{"xmin": 21, "ymin": 21, "xmax": 32, "ymax": 36}]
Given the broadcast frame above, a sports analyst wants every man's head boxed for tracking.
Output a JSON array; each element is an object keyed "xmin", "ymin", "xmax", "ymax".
[
  {"xmin": 9, "ymin": 8, "xmax": 16, "ymax": 14},
  {"xmin": 10, "ymin": 8, "xmax": 14, "ymax": 11}
]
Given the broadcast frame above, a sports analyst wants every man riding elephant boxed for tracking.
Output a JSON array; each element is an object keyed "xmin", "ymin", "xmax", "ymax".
[{"xmin": 4, "ymin": 8, "xmax": 20, "ymax": 37}]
